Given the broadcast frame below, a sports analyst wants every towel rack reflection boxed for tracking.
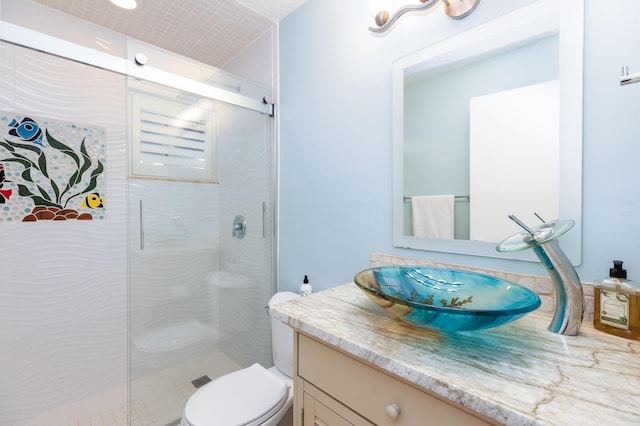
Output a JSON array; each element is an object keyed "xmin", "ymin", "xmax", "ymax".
[{"xmin": 404, "ymin": 195, "xmax": 470, "ymax": 202}]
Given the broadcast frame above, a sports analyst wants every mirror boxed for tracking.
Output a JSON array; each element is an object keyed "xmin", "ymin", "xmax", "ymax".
[{"xmin": 392, "ymin": 0, "xmax": 583, "ymax": 264}]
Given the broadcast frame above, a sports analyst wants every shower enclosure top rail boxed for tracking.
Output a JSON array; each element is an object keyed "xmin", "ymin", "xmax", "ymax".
[{"xmin": 0, "ymin": 21, "xmax": 273, "ymax": 116}]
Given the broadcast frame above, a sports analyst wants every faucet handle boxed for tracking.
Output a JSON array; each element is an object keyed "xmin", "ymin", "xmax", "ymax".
[
  {"xmin": 533, "ymin": 212, "xmax": 546, "ymax": 223},
  {"xmin": 508, "ymin": 213, "xmax": 536, "ymax": 237}
]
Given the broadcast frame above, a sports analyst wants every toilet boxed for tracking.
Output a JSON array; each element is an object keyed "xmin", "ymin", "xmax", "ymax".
[{"xmin": 180, "ymin": 292, "xmax": 299, "ymax": 426}]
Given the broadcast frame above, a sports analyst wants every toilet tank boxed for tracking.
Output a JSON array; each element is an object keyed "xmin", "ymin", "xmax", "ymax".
[{"xmin": 268, "ymin": 292, "xmax": 299, "ymax": 378}]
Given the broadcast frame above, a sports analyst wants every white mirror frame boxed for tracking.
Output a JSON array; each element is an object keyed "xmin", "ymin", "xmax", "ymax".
[{"xmin": 392, "ymin": 0, "xmax": 583, "ymax": 264}]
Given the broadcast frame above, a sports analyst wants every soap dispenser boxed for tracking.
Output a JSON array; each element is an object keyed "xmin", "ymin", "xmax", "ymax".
[
  {"xmin": 299, "ymin": 275, "xmax": 312, "ymax": 296},
  {"xmin": 593, "ymin": 260, "xmax": 640, "ymax": 340}
]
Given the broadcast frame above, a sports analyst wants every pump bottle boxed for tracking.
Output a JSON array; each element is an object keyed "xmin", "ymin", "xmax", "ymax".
[
  {"xmin": 593, "ymin": 260, "xmax": 640, "ymax": 340},
  {"xmin": 300, "ymin": 275, "xmax": 312, "ymax": 296}
]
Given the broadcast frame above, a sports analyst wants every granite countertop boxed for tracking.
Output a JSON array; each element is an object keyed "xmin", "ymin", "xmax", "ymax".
[{"xmin": 270, "ymin": 283, "xmax": 640, "ymax": 426}]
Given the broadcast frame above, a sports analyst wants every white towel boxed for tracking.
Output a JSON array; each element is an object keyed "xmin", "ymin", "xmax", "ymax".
[{"xmin": 411, "ymin": 195, "xmax": 455, "ymax": 239}]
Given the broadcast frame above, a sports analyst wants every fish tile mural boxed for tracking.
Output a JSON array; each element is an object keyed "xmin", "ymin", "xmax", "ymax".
[{"xmin": 0, "ymin": 112, "xmax": 106, "ymax": 222}]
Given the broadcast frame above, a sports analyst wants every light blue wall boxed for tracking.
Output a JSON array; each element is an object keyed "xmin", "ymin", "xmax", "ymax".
[{"xmin": 278, "ymin": 0, "xmax": 640, "ymax": 293}]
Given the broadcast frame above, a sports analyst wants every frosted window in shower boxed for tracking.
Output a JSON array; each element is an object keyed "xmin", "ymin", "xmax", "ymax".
[{"xmin": 130, "ymin": 91, "xmax": 218, "ymax": 182}]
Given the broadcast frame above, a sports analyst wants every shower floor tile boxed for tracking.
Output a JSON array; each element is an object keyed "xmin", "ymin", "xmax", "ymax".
[{"xmin": 14, "ymin": 350, "xmax": 240, "ymax": 426}]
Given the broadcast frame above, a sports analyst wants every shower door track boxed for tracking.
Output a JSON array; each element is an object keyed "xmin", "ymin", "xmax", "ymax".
[{"xmin": 0, "ymin": 21, "xmax": 273, "ymax": 116}]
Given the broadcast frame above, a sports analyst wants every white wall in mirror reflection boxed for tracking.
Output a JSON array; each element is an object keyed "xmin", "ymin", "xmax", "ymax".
[
  {"xmin": 403, "ymin": 34, "xmax": 559, "ymax": 241},
  {"xmin": 469, "ymin": 80, "xmax": 559, "ymax": 242}
]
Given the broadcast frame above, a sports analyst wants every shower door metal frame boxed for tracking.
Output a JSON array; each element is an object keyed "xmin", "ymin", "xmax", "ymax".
[{"xmin": 0, "ymin": 21, "xmax": 273, "ymax": 116}]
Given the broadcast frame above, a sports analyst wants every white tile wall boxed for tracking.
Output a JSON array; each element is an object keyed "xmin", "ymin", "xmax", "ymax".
[{"xmin": 0, "ymin": 44, "xmax": 128, "ymax": 423}]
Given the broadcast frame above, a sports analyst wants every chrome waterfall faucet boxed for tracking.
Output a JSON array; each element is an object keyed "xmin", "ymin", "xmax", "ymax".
[{"xmin": 497, "ymin": 214, "xmax": 584, "ymax": 336}]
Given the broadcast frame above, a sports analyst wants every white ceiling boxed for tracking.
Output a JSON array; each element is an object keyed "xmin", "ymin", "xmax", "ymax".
[{"xmin": 33, "ymin": 0, "xmax": 307, "ymax": 68}]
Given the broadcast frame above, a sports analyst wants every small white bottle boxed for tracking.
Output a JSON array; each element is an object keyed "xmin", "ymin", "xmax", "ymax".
[{"xmin": 300, "ymin": 275, "xmax": 312, "ymax": 296}]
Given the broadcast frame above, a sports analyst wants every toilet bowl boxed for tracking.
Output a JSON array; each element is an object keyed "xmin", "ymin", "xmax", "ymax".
[{"xmin": 180, "ymin": 292, "xmax": 299, "ymax": 426}]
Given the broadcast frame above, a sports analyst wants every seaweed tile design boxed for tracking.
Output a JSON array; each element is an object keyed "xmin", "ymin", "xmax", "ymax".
[{"xmin": 0, "ymin": 112, "xmax": 106, "ymax": 222}]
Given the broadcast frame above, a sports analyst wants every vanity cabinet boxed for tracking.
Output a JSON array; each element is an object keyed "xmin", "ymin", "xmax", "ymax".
[{"xmin": 293, "ymin": 332, "xmax": 495, "ymax": 426}]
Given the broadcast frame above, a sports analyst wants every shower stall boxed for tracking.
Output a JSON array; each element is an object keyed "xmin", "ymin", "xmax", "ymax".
[
  {"xmin": 127, "ymin": 78, "xmax": 276, "ymax": 425},
  {"xmin": 0, "ymin": 8, "xmax": 276, "ymax": 426}
]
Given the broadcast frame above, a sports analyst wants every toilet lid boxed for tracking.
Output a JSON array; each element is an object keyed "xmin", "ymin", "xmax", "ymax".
[{"xmin": 184, "ymin": 363, "xmax": 288, "ymax": 426}]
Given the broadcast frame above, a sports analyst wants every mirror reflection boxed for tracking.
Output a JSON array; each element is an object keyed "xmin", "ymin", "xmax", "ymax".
[{"xmin": 392, "ymin": 0, "xmax": 583, "ymax": 263}]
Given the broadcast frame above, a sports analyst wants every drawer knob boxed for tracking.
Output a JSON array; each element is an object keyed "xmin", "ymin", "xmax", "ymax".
[{"xmin": 386, "ymin": 403, "xmax": 401, "ymax": 419}]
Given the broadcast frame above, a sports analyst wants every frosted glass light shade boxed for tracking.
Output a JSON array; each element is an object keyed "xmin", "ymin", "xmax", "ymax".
[{"xmin": 110, "ymin": 0, "xmax": 138, "ymax": 10}]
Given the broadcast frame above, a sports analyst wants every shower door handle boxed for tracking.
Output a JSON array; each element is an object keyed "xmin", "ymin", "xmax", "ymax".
[
  {"xmin": 262, "ymin": 202, "xmax": 267, "ymax": 238},
  {"xmin": 139, "ymin": 199, "xmax": 145, "ymax": 250}
]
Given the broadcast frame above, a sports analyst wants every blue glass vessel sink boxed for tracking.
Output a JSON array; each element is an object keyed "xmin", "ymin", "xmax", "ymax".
[{"xmin": 354, "ymin": 266, "xmax": 541, "ymax": 332}]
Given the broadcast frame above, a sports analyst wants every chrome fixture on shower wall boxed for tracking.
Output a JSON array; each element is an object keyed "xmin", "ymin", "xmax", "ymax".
[
  {"xmin": 369, "ymin": 0, "xmax": 481, "ymax": 33},
  {"xmin": 233, "ymin": 214, "xmax": 247, "ymax": 239}
]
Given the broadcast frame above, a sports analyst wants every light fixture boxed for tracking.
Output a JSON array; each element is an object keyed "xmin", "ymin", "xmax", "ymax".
[
  {"xmin": 369, "ymin": 0, "xmax": 481, "ymax": 33},
  {"xmin": 369, "ymin": 0, "xmax": 396, "ymax": 27},
  {"xmin": 110, "ymin": 0, "xmax": 138, "ymax": 10}
]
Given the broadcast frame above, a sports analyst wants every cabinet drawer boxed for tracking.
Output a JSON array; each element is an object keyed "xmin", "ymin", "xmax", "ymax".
[
  {"xmin": 298, "ymin": 334, "xmax": 493, "ymax": 426},
  {"xmin": 301, "ymin": 380, "xmax": 374, "ymax": 426}
]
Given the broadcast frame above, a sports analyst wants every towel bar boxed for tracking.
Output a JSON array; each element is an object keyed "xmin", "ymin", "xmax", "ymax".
[{"xmin": 403, "ymin": 195, "xmax": 470, "ymax": 202}]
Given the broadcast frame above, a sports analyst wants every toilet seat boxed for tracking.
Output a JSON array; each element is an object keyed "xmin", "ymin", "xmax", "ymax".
[{"xmin": 183, "ymin": 363, "xmax": 289, "ymax": 426}]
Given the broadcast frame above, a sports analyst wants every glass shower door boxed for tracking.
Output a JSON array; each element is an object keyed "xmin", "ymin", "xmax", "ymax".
[{"xmin": 127, "ymin": 81, "xmax": 274, "ymax": 426}]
